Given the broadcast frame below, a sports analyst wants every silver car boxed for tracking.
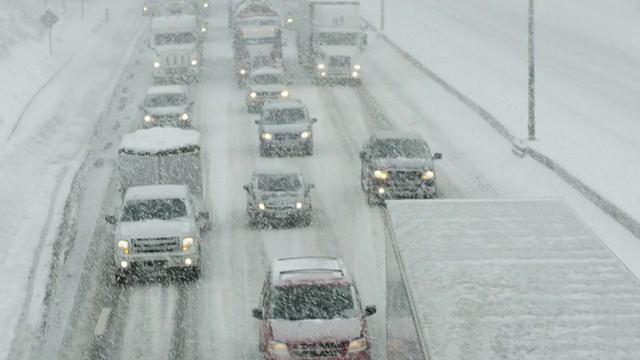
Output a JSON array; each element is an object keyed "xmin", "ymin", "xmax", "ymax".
[
  {"xmin": 255, "ymin": 99, "xmax": 317, "ymax": 156},
  {"xmin": 140, "ymin": 85, "xmax": 194, "ymax": 128},
  {"xmin": 243, "ymin": 171, "xmax": 314, "ymax": 228},
  {"xmin": 245, "ymin": 67, "xmax": 290, "ymax": 113}
]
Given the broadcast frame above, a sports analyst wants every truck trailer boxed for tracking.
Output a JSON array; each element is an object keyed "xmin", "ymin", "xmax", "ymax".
[{"xmin": 384, "ymin": 198, "xmax": 640, "ymax": 360}]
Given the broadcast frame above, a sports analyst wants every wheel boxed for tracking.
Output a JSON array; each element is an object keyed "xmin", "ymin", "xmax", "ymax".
[
  {"xmin": 305, "ymin": 143, "xmax": 314, "ymax": 156},
  {"xmin": 259, "ymin": 146, "xmax": 269, "ymax": 157},
  {"xmin": 184, "ymin": 266, "xmax": 201, "ymax": 281},
  {"xmin": 366, "ymin": 192, "xmax": 381, "ymax": 206},
  {"xmin": 247, "ymin": 104, "xmax": 256, "ymax": 113},
  {"xmin": 115, "ymin": 270, "xmax": 129, "ymax": 285}
]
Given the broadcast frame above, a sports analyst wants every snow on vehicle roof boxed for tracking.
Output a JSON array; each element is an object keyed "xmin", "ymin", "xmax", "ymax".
[
  {"xmin": 250, "ymin": 67, "xmax": 284, "ymax": 76},
  {"xmin": 151, "ymin": 15, "xmax": 197, "ymax": 32},
  {"xmin": 310, "ymin": 0, "xmax": 360, "ymax": 4},
  {"xmin": 372, "ymin": 131, "xmax": 424, "ymax": 141},
  {"xmin": 263, "ymin": 99, "xmax": 304, "ymax": 110},
  {"xmin": 385, "ymin": 198, "xmax": 640, "ymax": 360},
  {"xmin": 271, "ymin": 256, "xmax": 351, "ymax": 285},
  {"xmin": 124, "ymin": 184, "xmax": 189, "ymax": 201},
  {"xmin": 119, "ymin": 128, "xmax": 201, "ymax": 154},
  {"xmin": 146, "ymin": 85, "xmax": 186, "ymax": 96}
]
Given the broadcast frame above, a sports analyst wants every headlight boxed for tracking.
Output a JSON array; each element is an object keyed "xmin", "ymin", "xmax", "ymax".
[
  {"xmin": 250, "ymin": 92, "xmax": 257, "ymax": 98},
  {"xmin": 258, "ymin": 203, "xmax": 266, "ymax": 210},
  {"xmin": 182, "ymin": 237, "xmax": 194, "ymax": 251},
  {"xmin": 268, "ymin": 340, "xmax": 287, "ymax": 354},
  {"xmin": 191, "ymin": 59, "xmax": 198, "ymax": 66},
  {"xmin": 203, "ymin": 3, "xmax": 209, "ymax": 8},
  {"xmin": 354, "ymin": 64, "xmax": 361, "ymax": 70},
  {"xmin": 240, "ymin": 69, "xmax": 246, "ymax": 75},
  {"xmin": 421, "ymin": 170, "xmax": 435, "ymax": 180},
  {"xmin": 180, "ymin": 113, "xmax": 189, "ymax": 121},
  {"xmin": 348, "ymin": 337, "xmax": 367, "ymax": 352},
  {"xmin": 153, "ymin": 61, "xmax": 160, "ymax": 68},
  {"xmin": 295, "ymin": 202, "xmax": 303, "ymax": 209},
  {"xmin": 261, "ymin": 133, "xmax": 272, "ymax": 140},
  {"xmin": 143, "ymin": 6, "xmax": 148, "ymax": 11},
  {"xmin": 287, "ymin": 18, "xmax": 293, "ymax": 23},
  {"xmin": 201, "ymin": 27, "xmax": 207, "ymax": 33},
  {"xmin": 373, "ymin": 170, "xmax": 388, "ymax": 179},
  {"xmin": 280, "ymin": 90, "xmax": 289, "ymax": 98},
  {"xmin": 317, "ymin": 63, "xmax": 325, "ymax": 70},
  {"xmin": 300, "ymin": 131, "xmax": 311, "ymax": 139},
  {"xmin": 352, "ymin": 71, "xmax": 359, "ymax": 78},
  {"xmin": 143, "ymin": 115, "xmax": 153, "ymax": 122},
  {"xmin": 117, "ymin": 240, "xmax": 129, "ymax": 254}
]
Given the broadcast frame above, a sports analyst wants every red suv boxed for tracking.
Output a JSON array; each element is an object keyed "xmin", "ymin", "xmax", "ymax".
[{"xmin": 252, "ymin": 256, "xmax": 377, "ymax": 359}]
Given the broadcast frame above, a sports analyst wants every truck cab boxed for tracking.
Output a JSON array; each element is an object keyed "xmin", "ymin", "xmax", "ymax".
[
  {"xmin": 106, "ymin": 185, "xmax": 206, "ymax": 283},
  {"xmin": 150, "ymin": 15, "xmax": 203, "ymax": 84}
]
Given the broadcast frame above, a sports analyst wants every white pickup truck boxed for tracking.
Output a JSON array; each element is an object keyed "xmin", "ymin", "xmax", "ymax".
[{"xmin": 106, "ymin": 184, "xmax": 207, "ymax": 283}]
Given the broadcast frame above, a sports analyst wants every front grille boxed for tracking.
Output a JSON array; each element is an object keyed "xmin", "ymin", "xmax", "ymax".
[
  {"xmin": 273, "ymin": 133, "xmax": 300, "ymax": 141},
  {"xmin": 154, "ymin": 114, "xmax": 178, "ymax": 121},
  {"xmin": 267, "ymin": 202, "xmax": 295, "ymax": 210},
  {"xmin": 258, "ymin": 91, "xmax": 281, "ymax": 98},
  {"xmin": 329, "ymin": 56, "xmax": 350, "ymax": 67},
  {"xmin": 131, "ymin": 237, "xmax": 180, "ymax": 253},
  {"xmin": 386, "ymin": 171, "xmax": 424, "ymax": 190},
  {"xmin": 292, "ymin": 342, "xmax": 347, "ymax": 358},
  {"xmin": 165, "ymin": 53, "xmax": 187, "ymax": 67}
]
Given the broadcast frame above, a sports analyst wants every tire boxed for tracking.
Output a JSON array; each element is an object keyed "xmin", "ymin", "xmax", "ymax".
[
  {"xmin": 115, "ymin": 270, "xmax": 129, "ymax": 286},
  {"xmin": 305, "ymin": 143, "xmax": 314, "ymax": 156},
  {"xmin": 259, "ymin": 146, "xmax": 269, "ymax": 157},
  {"xmin": 185, "ymin": 266, "xmax": 201, "ymax": 281},
  {"xmin": 366, "ymin": 192, "xmax": 381, "ymax": 206}
]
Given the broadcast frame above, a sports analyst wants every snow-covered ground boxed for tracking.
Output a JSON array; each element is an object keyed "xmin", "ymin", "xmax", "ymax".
[{"xmin": 1, "ymin": 0, "xmax": 640, "ymax": 358}]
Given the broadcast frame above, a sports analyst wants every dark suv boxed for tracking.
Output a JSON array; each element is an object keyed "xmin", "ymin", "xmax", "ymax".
[
  {"xmin": 252, "ymin": 256, "xmax": 376, "ymax": 360},
  {"xmin": 359, "ymin": 131, "xmax": 442, "ymax": 205}
]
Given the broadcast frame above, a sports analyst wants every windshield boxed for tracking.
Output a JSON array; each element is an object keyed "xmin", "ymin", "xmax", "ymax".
[
  {"xmin": 144, "ymin": 93, "xmax": 188, "ymax": 107},
  {"xmin": 251, "ymin": 74, "xmax": 284, "ymax": 85},
  {"xmin": 256, "ymin": 174, "xmax": 302, "ymax": 191},
  {"xmin": 372, "ymin": 139, "xmax": 429, "ymax": 158},
  {"xmin": 155, "ymin": 32, "xmax": 197, "ymax": 45},
  {"xmin": 120, "ymin": 198, "xmax": 188, "ymax": 221},
  {"xmin": 263, "ymin": 108, "xmax": 306, "ymax": 124},
  {"xmin": 243, "ymin": 37, "xmax": 276, "ymax": 46},
  {"xmin": 270, "ymin": 285, "xmax": 357, "ymax": 320},
  {"xmin": 315, "ymin": 32, "xmax": 360, "ymax": 46}
]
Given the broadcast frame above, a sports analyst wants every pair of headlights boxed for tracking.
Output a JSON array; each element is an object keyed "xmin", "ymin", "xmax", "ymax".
[
  {"xmin": 143, "ymin": 113, "xmax": 189, "ymax": 122},
  {"xmin": 267, "ymin": 337, "xmax": 367, "ymax": 354},
  {"xmin": 117, "ymin": 237, "xmax": 195, "ymax": 254},
  {"xmin": 249, "ymin": 91, "xmax": 289, "ymax": 99},
  {"xmin": 153, "ymin": 60, "xmax": 198, "ymax": 68},
  {"xmin": 261, "ymin": 131, "xmax": 310, "ymax": 140},
  {"xmin": 258, "ymin": 202, "xmax": 304, "ymax": 210},
  {"xmin": 373, "ymin": 170, "xmax": 435, "ymax": 180}
]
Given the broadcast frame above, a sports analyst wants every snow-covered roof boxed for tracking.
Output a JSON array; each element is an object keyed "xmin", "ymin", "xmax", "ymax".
[
  {"xmin": 310, "ymin": 0, "xmax": 360, "ymax": 4},
  {"xmin": 151, "ymin": 15, "xmax": 197, "ymax": 32},
  {"xmin": 271, "ymin": 256, "xmax": 351, "ymax": 286},
  {"xmin": 119, "ymin": 128, "xmax": 201, "ymax": 154},
  {"xmin": 263, "ymin": 99, "xmax": 304, "ymax": 111},
  {"xmin": 124, "ymin": 184, "xmax": 189, "ymax": 201},
  {"xmin": 250, "ymin": 67, "xmax": 284, "ymax": 76},
  {"xmin": 146, "ymin": 85, "xmax": 186, "ymax": 96},
  {"xmin": 385, "ymin": 198, "xmax": 640, "ymax": 360}
]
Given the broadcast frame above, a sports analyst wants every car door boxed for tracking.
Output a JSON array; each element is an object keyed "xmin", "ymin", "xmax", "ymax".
[{"xmin": 258, "ymin": 274, "xmax": 271, "ymax": 352}]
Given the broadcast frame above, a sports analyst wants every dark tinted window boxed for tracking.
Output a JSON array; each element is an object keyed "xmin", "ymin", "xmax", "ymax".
[
  {"xmin": 269, "ymin": 285, "xmax": 357, "ymax": 320},
  {"xmin": 251, "ymin": 74, "xmax": 284, "ymax": 85},
  {"xmin": 256, "ymin": 174, "xmax": 302, "ymax": 191},
  {"xmin": 145, "ymin": 93, "xmax": 188, "ymax": 107},
  {"xmin": 263, "ymin": 108, "xmax": 306, "ymax": 124},
  {"xmin": 372, "ymin": 139, "xmax": 429, "ymax": 158},
  {"xmin": 155, "ymin": 32, "xmax": 197, "ymax": 45},
  {"xmin": 120, "ymin": 199, "xmax": 188, "ymax": 221}
]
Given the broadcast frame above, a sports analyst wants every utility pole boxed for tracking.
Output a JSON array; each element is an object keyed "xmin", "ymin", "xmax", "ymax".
[
  {"xmin": 380, "ymin": 0, "xmax": 385, "ymax": 31},
  {"xmin": 527, "ymin": 0, "xmax": 535, "ymax": 140},
  {"xmin": 40, "ymin": 9, "xmax": 59, "ymax": 55}
]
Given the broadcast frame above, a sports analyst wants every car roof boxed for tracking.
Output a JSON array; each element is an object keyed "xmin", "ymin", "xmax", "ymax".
[
  {"xmin": 250, "ymin": 67, "xmax": 284, "ymax": 76},
  {"xmin": 124, "ymin": 184, "xmax": 189, "ymax": 201},
  {"xmin": 146, "ymin": 85, "xmax": 186, "ymax": 95},
  {"xmin": 263, "ymin": 99, "xmax": 305, "ymax": 111},
  {"xmin": 371, "ymin": 131, "xmax": 425, "ymax": 141},
  {"xmin": 270, "ymin": 256, "xmax": 352, "ymax": 286},
  {"xmin": 151, "ymin": 15, "xmax": 198, "ymax": 31}
]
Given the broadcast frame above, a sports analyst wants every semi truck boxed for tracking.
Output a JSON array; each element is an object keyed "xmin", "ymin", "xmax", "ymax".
[
  {"xmin": 293, "ymin": 0, "xmax": 366, "ymax": 83},
  {"xmin": 384, "ymin": 198, "xmax": 640, "ymax": 359}
]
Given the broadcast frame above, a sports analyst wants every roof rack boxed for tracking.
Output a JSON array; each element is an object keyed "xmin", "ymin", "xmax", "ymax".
[{"xmin": 278, "ymin": 268, "xmax": 344, "ymax": 278}]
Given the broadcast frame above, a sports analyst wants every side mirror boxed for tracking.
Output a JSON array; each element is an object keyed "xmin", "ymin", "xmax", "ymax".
[
  {"xmin": 138, "ymin": 104, "xmax": 144, "ymax": 111},
  {"xmin": 307, "ymin": 183, "xmax": 315, "ymax": 189},
  {"xmin": 243, "ymin": 185, "xmax": 250, "ymax": 192},
  {"xmin": 254, "ymin": 119, "xmax": 261, "ymax": 125},
  {"xmin": 286, "ymin": 80, "xmax": 293, "ymax": 86},
  {"xmin": 361, "ymin": 34, "xmax": 368, "ymax": 47},
  {"xmin": 433, "ymin": 152, "xmax": 443, "ymax": 160},
  {"xmin": 197, "ymin": 211, "xmax": 210, "ymax": 220},
  {"xmin": 364, "ymin": 305, "xmax": 377, "ymax": 317},
  {"xmin": 190, "ymin": 101, "xmax": 195, "ymax": 106},
  {"xmin": 252, "ymin": 308, "xmax": 263, "ymax": 319},
  {"xmin": 105, "ymin": 215, "xmax": 117, "ymax": 225},
  {"xmin": 359, "ymin": 151, "xmax": 368, "ymax": 161},
  {"xmin": 311, "ymin": 118, "xmax": 317, "ymax": 123}
]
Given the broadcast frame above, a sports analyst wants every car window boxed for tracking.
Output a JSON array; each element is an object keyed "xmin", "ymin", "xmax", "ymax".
[
  {"xmin": 372, "ymin": 139, "xmax": 430, "ymax": 158},
  {"xmin": 145, "ymin": 93, "xmax": 188, "ymax": 107},
  {"xmin": 251, "ymin": 74, "xmax": 284, "ymax": 85},
  {"xmin": 155, "ymin": 32, "xmax": 197, "ymax": 46},
  {"xmin": 269, "ymin": 284, "xmax": 358, "ymax": 320},
  {"xmin": 120, "ymin": 198, "xmax": 188, "ymax": 221},
  {"xmin": 256, "ymin": 174, "xmax": 302, "ymax": 191},
  {"xmin": 263, "ymin": 108, "xmax": 306, "ymax": 124}
]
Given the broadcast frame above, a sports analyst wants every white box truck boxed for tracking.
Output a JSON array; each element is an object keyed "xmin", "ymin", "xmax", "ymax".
[
  {"xmin": 150, "ymin": 15, "xmax": 203, "ymax": 84},
  {"xmin": 294, "ymin": 0, "xmax": 366, "ymax": 83},
  {"xmin": 384, "ymin": 198, "xmax": 640, "ymax": 360}
]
